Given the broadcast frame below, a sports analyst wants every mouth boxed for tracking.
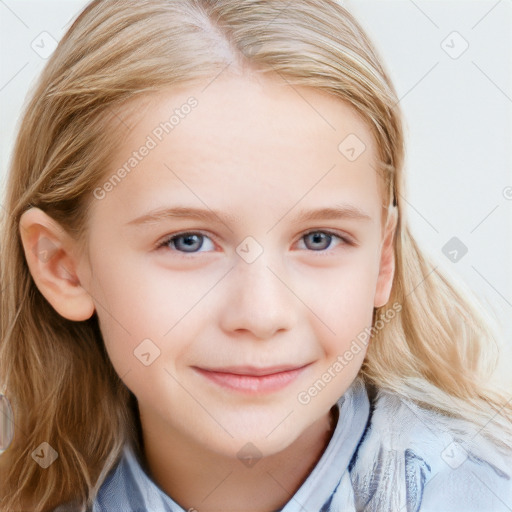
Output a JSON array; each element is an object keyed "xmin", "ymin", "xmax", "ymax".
[{"xmin": 192, "ymin": 363, "xmax": 312, "ymax": 394}]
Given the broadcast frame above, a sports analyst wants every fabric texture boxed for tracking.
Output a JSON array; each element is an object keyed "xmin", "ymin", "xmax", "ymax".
[{"xmin": 86, "ymin": 377, "xmax": 512, "ymax": 512}]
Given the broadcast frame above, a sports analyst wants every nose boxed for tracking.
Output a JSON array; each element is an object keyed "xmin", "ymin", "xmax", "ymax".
[{"xmin": 218, "ymin": 254, "xmax": 297, "ymax": 340}]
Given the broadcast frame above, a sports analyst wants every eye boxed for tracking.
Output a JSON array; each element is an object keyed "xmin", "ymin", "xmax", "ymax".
[
  {"xmin": 155, "ymin": 229, "xmax": 353, "ymax": 255},
  {"xmin": 157, "ymin": 232, "xmax": 215, "ymax": 253},
  {"xmin": 298, "ymin": 230, "xmax": 351, "ymax": 251}
]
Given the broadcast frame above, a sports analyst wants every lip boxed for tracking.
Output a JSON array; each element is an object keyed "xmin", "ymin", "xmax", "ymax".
[{"xmin": 193, "ymin": 363, "xmax": 311, "ymax": 394}]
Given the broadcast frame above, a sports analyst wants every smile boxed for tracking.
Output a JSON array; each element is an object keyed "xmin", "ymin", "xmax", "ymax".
[{"xmin": 192, "ymin": 364, "xmax": 311, "ymax": 394}]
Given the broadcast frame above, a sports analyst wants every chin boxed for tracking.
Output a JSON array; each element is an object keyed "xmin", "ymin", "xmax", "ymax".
[{"xmin": 201, "ymin": 424, "xmax": 301, "ymax": 461}]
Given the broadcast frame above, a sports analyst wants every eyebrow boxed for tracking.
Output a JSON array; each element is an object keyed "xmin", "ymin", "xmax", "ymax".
[{"xmin": 125, "ymin": 204, "xmax": 372, "ymax": 227}]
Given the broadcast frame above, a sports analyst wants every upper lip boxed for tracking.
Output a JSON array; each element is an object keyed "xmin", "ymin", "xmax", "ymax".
[{"xmin": 195, "ymin": 363, "xmax": 311, "ymax": 377}]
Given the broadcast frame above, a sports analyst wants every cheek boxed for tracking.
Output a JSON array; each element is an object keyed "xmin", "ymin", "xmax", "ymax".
[
  {"xmin": 88, "ymin": 255, "xmax": 211, "ymax": 375},
  {"xmin": 300, "ymin": 255, "xmax": 379, "ymax": 354}
]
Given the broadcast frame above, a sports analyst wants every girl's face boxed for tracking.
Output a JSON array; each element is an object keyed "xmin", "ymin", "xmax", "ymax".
[{"xmin": 78, "ymin": 72, "xmax": 396, "ymax": 458}]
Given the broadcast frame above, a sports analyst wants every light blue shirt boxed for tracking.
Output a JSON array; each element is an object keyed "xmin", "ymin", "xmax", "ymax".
[{"xmin": 87, "ymin": 378, "xmax": 512, "ymax": 511}]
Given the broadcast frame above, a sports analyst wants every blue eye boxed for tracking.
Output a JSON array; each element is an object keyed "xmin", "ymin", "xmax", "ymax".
[
  {"xmin": 299, "ymin": 231, "xmax": 347, "ymax": 251},
  {"xmin": 157, "ymin": 229, "xmax": 351, "ymax": 255},
  {"xmin": 159, "ymin": 232, "xmax": 215, "ymax": 253}
]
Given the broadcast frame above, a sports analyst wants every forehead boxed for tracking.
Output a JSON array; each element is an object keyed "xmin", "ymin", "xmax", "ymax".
[{"xmin": 91, "ymin": 72, "xmax": 384, "ymax": 226}]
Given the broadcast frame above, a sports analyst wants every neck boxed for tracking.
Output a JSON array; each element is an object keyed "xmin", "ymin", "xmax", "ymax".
[{"xmin": 138, "ymin": 406, "xmax": 338, "ymax": 512}]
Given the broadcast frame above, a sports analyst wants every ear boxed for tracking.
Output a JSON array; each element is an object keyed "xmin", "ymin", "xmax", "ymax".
[
  {"xmin": 374, "ymin": 206, "xmax": 398, "ymax": 308},
  {"xmin": 18, "ymin": 207, "xmax": 95, "ymax": 321}
]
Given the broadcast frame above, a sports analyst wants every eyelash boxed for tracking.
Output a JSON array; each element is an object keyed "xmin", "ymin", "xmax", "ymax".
[{"xmin": 155, "ymin": 229, "xmax": 355, "ymax": 256}]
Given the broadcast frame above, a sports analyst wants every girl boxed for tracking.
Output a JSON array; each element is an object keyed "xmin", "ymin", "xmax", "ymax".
[{"xmin": 1, "ymin": 0, "xmax": 511, "ymax": 511}]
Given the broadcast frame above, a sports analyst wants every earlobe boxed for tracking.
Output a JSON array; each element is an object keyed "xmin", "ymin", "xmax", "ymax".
[
  {"xmin": 374, "ymin": 207, "xmax": 398, "ymax": 309},
  {"xmin": 18, "ymin": 207, "xmax": 95, "ymax": 321}
]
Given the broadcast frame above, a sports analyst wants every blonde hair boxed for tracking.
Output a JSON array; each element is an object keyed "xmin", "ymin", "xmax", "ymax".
[{"xmin": 1, "ymin": 0, "xmax": 510, "ymax": 510}]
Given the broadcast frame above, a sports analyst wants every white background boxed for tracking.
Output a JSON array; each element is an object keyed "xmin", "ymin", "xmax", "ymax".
[{"xmin": 1, "ymin": 0, "xmax": 511, "ymax": 382}]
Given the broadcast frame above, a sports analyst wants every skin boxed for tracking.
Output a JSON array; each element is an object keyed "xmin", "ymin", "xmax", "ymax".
[{"xmin": 19, "ymin": 71, "xmax": 397, "ymax": 512}]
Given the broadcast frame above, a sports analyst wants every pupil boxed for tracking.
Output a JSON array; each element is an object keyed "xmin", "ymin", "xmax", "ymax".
[
  {"xmin": 179, "ymin": 234, "xmax": 201, "ymax": 251},
  {"xmin": 307, "ymin": 232, "xmax": 329, "ymax": 250}
]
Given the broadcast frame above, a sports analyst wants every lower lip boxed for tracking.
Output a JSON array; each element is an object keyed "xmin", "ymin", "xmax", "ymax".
[{"xmin": 193, "ymin": 366, "xmax": 308, "ymax": 394}]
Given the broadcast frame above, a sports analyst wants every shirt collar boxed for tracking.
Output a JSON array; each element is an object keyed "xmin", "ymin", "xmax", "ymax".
[{"xmin": 280, "ymin": 376, "xmax": 370, "ymax": 511}]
